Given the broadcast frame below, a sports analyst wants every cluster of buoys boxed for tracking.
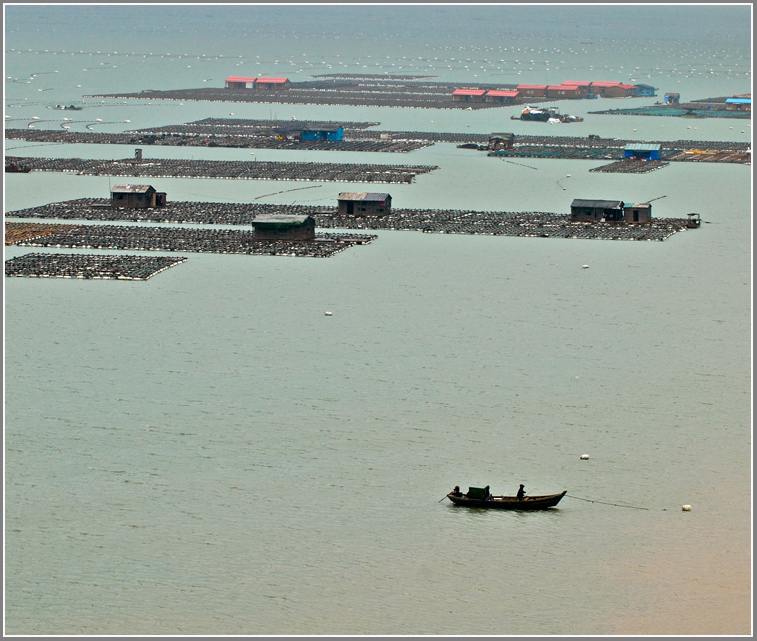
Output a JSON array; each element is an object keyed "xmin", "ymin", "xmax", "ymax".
[{"xmin": 5, "ymin": 252, "xmax": 186, "ymax": 280}]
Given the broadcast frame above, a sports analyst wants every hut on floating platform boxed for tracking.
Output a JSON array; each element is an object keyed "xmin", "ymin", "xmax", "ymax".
[
  {"xmin": 225, "ymin": 76, "xmax": 257, "ymax": 89},
  {"xmin": 624, "ymin": 143, "xmax": 662, "ymax": 161},
  {"xmin": 110, "ymin": 184, "xmax": 166, "ymax": 209},
  {"xmin": 570, "ymin": 199, "xmax": 625, "ymax": 222},
  {"xmin": 337, "ymin": 192, "xmax": 392, "ymax": 216},
  {"xmin": 252, "ymin": 214, "xmax": 315, "ymax": 241}
]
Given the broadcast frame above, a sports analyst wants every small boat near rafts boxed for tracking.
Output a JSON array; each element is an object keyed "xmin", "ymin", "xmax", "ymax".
[{"xmin": 446, "ymin": 486, "xmax": 567, "ymax": 510}]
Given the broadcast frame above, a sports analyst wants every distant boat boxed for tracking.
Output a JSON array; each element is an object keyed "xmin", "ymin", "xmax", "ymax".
[
  {"xmin": 55, "ymin": 104, "xmax": 82, "ymax": 110},
  {"xmin": 5, "ymin": 162, "xmax": 31, "ymax": 173},
  {"xmin": 446, "ymin": 487, "xmax": 567, "ymax": 510}
]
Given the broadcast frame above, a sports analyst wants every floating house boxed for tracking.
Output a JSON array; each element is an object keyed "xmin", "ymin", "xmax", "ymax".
[
  {"xmin": 252, "ymin": 214, "xmax": 315, "ymax": 241},
  {"xmin": 337, "ymin": 192, "xmax": 392, "ymax": 216},
  {"xmin": 624, "ymin": 143, "xmax": 662, "ymax": 161},
  {"xmin": 725, "ymin": 97, "xmax": 751, "ymax": 111},
  {"xmin": 110, "ymin": 184, "xmax": 166, "ymax": 209},
  {"xmin": 489, "ymin": 133, "xmax": 515, "ymax": 150},
  {"xmin": 485, "ymin": 90, "xmax": 519, "ymax": 104},
  {"xmin": 623, "ymin": 203, "xmax": 652, "ymax": 223},
  {"xmin": 546, "ymin": 84, "xmax": 582, "ymax": 99},
  {"xmin": 275, "ymin": 124, "xmax": 344, "ymax": 141},
  {"xmin": 516, "ymin": 84, "xmax": 548, "ymax": 98},
  {"xmin": 664, "ymin": 93, "xmax": 680, "ymax": 105},
  {"xmin": 452, "ymin": 89, "xmax": 486, "ymax": 102},
  {"xmin": 570, "ymin": 199, "xmax": 625, "ymax": 222},
  {"xmin": 255, "ymin": 77, "xmax": 291, "ymax": 90},
  {"xmin": 225, "ymin": 76, "xmax": 257, "ymax": 89},
  {"xmin": 634, "ymin": 84, "xmax": 656, "ymax": 97}
]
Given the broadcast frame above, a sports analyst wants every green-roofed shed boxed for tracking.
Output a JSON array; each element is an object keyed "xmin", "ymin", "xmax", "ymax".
[{"xmin": 252, "ymin": 214, "xmax": 315, "ymax": 241}]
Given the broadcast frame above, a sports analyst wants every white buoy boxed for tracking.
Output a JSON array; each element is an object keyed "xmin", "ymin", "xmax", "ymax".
[
  {"xmin": 580, "ymin": 454, "xmax": 590, "ymax": 460},
  {"xmin": 682, "ymin": 505, "xmax": 692, "ymax": 511},
  {"xmin": 324, "ymin": 311, "xmax": 332, "ymax": 316},
  {"xmin": 582, "ymin": 265, "xmax": 589, "ymax": 269}
]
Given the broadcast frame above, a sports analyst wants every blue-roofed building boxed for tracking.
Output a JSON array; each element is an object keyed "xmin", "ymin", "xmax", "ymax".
[
  {"xmin": 275, "ymin": 124, "xmax": 344, "ymax": 142},
  {"xmin": 634, "ymin": 84, "xmax": 656, "ymax": 97},
  {"xmin": 624, "ymin": 143, "xmax": 662, "ymax": 161},
  {"xmin": 725, "ymin": 97, "xmax": 751, "ymax": 111}
]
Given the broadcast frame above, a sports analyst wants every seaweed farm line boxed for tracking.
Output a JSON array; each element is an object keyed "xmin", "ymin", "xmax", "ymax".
[
  {"xmin": 4, "ymin": 156, "xmax": 436, "ymax": 184},
  {"xmin": 5, "ymin": 253, "xmax": 187, "ymax": 280},
  {"xmin": 6, "ymin": 202, "xmax": 698, "ymax": 242}
]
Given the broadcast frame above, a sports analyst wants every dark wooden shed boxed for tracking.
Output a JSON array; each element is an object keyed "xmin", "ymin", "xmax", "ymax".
[
  {"xmin": 623, "ymin": 203, "xmax": 652, "ymax": 224},
  {"xmin": 337, "ymin": 192, "xmax": 392, "ymax": 216},
  {"xmin": 110, "ymin": 184, "xmax": 166, "ymax": 209},
  {"xmin": 252, "ymin": 214, "xmax": 315, "ymax": 241},
  {"xmin": 489, "ymin": 133, "xmax": 515, "ymax": 150},
  {"xmin": 570, "ymin": 199, "xmax": 625, "ymax": 222}
]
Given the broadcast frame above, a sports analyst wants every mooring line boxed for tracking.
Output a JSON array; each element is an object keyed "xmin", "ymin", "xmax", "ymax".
[{"xmin": 565, "ymin": 494, "xmax": 653, "ymax": 510}]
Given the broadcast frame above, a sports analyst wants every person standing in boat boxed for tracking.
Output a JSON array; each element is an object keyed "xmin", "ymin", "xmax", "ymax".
[
  {"xmin": 517, "ymin": 484, "xmax": 526, "ymax": 501},
  {"xmin": 484, "ymin": 486, "xmax": 491, "ymax": 500},
  {"xmin": 451, "ymin": 485, "xmax": 462, "ymax": 497}
]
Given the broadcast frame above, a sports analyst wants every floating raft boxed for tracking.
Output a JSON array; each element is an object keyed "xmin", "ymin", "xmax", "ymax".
[
  {"xmin": 5, "ymin": 222, "xmax": 377, "ymax": 258},
  {"xmin": 3, "ymin": 155, "xmax": 437, "ymax": 184},
  {"xmin": 5, "ymin": 252, "xmax": 187, "ymax": 280},
  {"xmin": 6, "ymin": 203, "xmax": 698, "ymax": 242}
]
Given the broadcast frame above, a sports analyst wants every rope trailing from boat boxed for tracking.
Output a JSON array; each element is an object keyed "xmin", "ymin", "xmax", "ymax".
[{"xmin": 565, "ymin": 494, "xmax": 652, "ymax": 510}]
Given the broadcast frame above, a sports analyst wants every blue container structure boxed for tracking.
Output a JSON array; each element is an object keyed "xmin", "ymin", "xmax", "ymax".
[{"xmin": 624, "ymin": 143, "xmax": 662, "ymax": 161}]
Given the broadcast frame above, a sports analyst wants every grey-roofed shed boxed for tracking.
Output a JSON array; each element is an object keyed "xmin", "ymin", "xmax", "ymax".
[
  {"xmin": 110, "ymin": 184, "xmax": 166, "ymax": 209},
  {"xmin": 337, "ymin": 192, "xmax": 392, "ymax": 216},
  {"xmin": 252, "ymin": 214, "xmax": 315, "ymax": 241},
  {"xmin": 570, "ymin": 199, "xmax": 625, "ymax": 222}
]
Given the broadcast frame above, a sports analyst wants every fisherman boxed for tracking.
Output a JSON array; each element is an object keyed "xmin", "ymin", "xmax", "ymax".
[
  {"xmin": 517, "ymin": 484, "xmax": 526, "ymax": 501},
  {"xmin": 451, "ymin": 485, "xmax": 462, "ymax": 497},
  {"xmin": 484, "ymin": 485, "xmax": 491, "ymax": 500}
]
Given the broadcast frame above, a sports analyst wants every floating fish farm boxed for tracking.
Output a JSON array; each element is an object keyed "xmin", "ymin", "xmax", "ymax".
[
  {"xmin": 5, "ymin": 252, "xmax": 187, "ymax": 280},
  {"xmin": 6, "ymin": 202, "xmax": 697, "ymax": 242}
]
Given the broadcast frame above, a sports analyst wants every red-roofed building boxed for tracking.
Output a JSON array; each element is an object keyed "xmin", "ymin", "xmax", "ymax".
[
  {"xmin": 225, "ymin": 76, "xmax": 257, "ymax": 89},
  {"xmin": 255, "ymin": 77, "xmax": 291, "ymax": 90},
  {"xmin": 485, "ymin": 89, "xmax": 520, "ymax": 103},
  {"xmin": 452, "ymin": 88, "xmax": 486, "ymax": 102},
  {"xmin": 547, "ymin": 84, "xmax": 582, "ymax": 98},
  {"xmin": 516, "ymin": 84, "xmax": 548, "ymax": 98}
]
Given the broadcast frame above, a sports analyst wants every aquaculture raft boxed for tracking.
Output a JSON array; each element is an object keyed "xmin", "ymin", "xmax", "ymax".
[{"xmin": 5, "ymin": 253, "xmax": 187, "ymax": 280}]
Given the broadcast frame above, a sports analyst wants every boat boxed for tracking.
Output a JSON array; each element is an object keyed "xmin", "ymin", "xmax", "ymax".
[
  {"xmin": 446, "ymin": 487, "xmax": 567, "ymax": 510},
  {"xmin": 5, "ymin": 162, "xmax": 31, "ymax": 173}
]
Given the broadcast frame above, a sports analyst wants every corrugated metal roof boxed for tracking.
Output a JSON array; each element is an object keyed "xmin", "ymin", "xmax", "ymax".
[
  {"xmin": 591, "ymin": 81, "xmax": 623, "ymax": 87},
  {"xmin": 452, "ymin": 89, "xmax": 486, "ymax": 95},
  {"xmin": 252, "ymin": 214, "xmax": 311, "ymax": 225},
  {"xmin": 111, "ymin": 184, "xmax": 153, "ymax": 193},
  {"xmin": 726, "ymin": 98, "xmax": 751, "ymax": 104},
  {"xmin": 562, "ymin": 80, "xmax": 592, "ymax": 86},
  {"xmin": 486, "ymin": 90, "xmax": 519, "ymax": 96},
  {"xmin": 226, "ymin": 76, "xmax": 257, "ymax": 83},
  {"xmin": 516, "ymin": 84, "xmax": 548, "ymax": 89},
  {"xmin": 256, "ymin": 77, "xmax": 289, "ymax": 83},
  {"xmin": 625, "ymin": 143, "xmax": 661, "ymax": 151},
  {"xmin": 548, "ymin": 85, "xmax": 579, "ymax": 90},
  {"xmin": 338, "ymin": 192, "xmax": 391, "ymax": 202},
  {"xmin": 571, "ymin": 199, "xmax": 624, "ymax": 209}
]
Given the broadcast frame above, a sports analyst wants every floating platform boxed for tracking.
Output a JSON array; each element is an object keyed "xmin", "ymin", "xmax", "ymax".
[
  {"xmin": 5, "ymin": 252, "xmax": 187, "ymax": 280},
  {"xmin": 3, "ymin": 155, "xmax": 437, "ymax": 184},
  {"xmin": 6, "ymin": 202, "xmax": 698, "ymax": 242},
  {"xmin": 5, "ymin": 222, "xmax": 377, "ymax": 258}
]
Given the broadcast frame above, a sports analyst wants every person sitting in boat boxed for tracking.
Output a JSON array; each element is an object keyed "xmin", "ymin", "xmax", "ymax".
[
  {"xmin": 451, "ymin": 485, "xmax": 463, "ymax": 497},
  {"xmin": 517, "ymin": 484, "xmax": 526, "ymax": 501}
]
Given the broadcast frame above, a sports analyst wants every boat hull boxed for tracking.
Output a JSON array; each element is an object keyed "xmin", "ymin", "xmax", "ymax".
[{"xmin": 447, "ymin": 490, "xmax": 566, "ymax": 510}]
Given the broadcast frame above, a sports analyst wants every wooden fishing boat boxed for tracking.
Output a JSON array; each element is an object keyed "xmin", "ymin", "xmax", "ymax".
[{"xmin": 446, "ymin": 488, "xmax": 567, "ymax": 510}]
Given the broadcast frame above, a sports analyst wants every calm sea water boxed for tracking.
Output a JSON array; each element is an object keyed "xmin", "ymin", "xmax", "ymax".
[{"xmin": 4, "ymin": 5, "xmax": 752, "ymax": 636}]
